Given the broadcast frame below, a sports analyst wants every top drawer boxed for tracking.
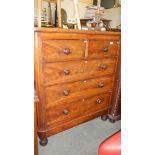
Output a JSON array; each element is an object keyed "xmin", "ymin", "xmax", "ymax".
[
  {"xmin": 42, "ymin": 40, "xmax": 85, "ymax": 62},
  {"xmin": 88, "ymin": 40, "xmax": 119, "ymax": 58}
]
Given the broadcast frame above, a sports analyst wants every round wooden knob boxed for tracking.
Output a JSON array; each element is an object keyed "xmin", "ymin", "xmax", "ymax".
[
  {"xmin": 100, "ymin": 64, "xmax": 108, "ymax": 70},
  {"xmin": 96, "ymin": 98, "xmax": 103, "ymax": 104},
  {"xmin": 101, "ymin": 47, "xmax": 108, "ymax": 52},
  {"xmin": 63, "ymin": 109, "xmax": 69, "ymax": 115},
  {"xmin": 98, "ymin": 82, "xmax": 104, "ymax": 88},
  {"xmin": 63, "ymin": 48, "xmax": 70, "ymax": 55},
  {"xmin": 64, "ymin": 69, "xmax": 70, "ymax": 75},
  {"xmin": 63, "ymin": 90, "xmax": 70, "ymax": 96}
]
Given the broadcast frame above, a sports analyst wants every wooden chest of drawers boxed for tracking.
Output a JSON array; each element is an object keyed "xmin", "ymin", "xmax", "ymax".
[{"xmin": 34, "ymin": 28, "xmax": 121, "ymax": 146}]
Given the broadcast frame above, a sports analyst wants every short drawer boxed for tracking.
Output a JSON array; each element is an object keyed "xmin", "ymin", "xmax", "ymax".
[
  {"xmin": 43, "ymin": 58, "xmax": 117, "ymax": 86},
  {"xmin": 46, "ymin": 93, "xmax": 110, "ymax": 127},
  {"xmin": 42, "ymin": 40, "xmax": 85, "ymax": 62},
  {"xmin": 45, "ymin": 76, "xmax": 113, "ymax": 106},
  {"xmin": 88, "ymin": 40, "xmax": 119, "ymax": 58}
]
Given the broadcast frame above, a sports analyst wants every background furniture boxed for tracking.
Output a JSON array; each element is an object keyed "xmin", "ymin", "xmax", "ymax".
[
  {"xmin": 98, "ymin": 130, "xmax": 121, "ymax": 155},
  {"xmin": 37, "ymin": 0, "xmax": 62, "ymax": 27},
  {"xmin": 101, "ymin": 46, "xmax": 120, "ymax": 122},
  {"xmin": 34, "ymin": 28, "xmax": 121, "ymax": 146}
]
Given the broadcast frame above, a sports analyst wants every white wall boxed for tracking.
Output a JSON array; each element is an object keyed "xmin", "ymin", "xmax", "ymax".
[
  {"xmin": 34, "ymin": 0, "xmax": 48, "ymax": 17},
  {"xmin": 103, "ymin": 7, "xmax": 121, "ymax": 28},
  {"xmin": 61, "ymin": 0, "xmax": 88, "ymax": 19}
]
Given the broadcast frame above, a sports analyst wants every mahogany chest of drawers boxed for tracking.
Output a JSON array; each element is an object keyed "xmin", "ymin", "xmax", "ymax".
[{"xmin": 34, "ymin": 28, "xmax": 121, "ymax": 146}]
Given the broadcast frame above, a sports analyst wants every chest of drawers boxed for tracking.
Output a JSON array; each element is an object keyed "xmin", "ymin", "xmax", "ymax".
[{"xmin": 34, "ymin": 28, "xmax": 121, "ymax": 146}]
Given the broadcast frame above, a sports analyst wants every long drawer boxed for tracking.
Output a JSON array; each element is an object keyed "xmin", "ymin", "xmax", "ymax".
[
  {"xmin": 43, "ymin": 58, "xmax": 117, "ymax": 86},
  {"xmin": 45, "ymin": 76, "xmax": 113, "ymax": 106},
  {"xmin": 46, "ymin": 93, "xmax": 111, "ymax": 127}
]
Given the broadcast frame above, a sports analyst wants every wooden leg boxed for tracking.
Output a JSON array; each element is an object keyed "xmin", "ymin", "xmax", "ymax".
[
  {"xmin": 38, "ymin": 130, "xmax": 48, "ymax": 146},
  {"xmin": 101, "ymin": 115, "xmax": 108, "ymax": 121},
  {"xmin": 109, "ymin": 117, "xmax": 116, "ymax": 123},
  {"xmin": 108, "ymin": 114, "xmax": 120, "ymax": 123},
  {"xmin": 39, "ymin": 138, "xmax": 48, "ymax": 146}
]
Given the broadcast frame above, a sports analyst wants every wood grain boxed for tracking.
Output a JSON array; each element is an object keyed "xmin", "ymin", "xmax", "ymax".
[
  {"xmin": 47, "ymin": 93, "xmax": 110, "ymax": 127},
  {"xmin": 43, "ymin": 39, "xmax": 85, "ymax": 62},
  {"xmin": 34, "ymin": 28, "xmax": 121, "ymax": 142},
  {"xmin": 34, "ymin": 28, "xmax": 121, "ymax": 36},
  {"xmin": 109, "ymin": 40, "xmax": 121, "ymax": 121},
  {"xmin": 88, "ymin": 40, "xmax": 119, "ymax": 58},
  {"xmin": 45, "ymin": 76, "xmax": 113, "ymax": 106},
  {"xmin": 43, "ymin": 39, "xmax": 118, "ymax": 62},
  {"xmin": 43, "ymin": 58, "xmax": 117, "ymax": 86},
  {"xmin": 47, "ymin": 108, "xmax": 108, "ymax": 136}
]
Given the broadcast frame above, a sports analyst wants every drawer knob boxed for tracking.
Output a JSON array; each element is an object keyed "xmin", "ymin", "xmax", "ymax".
[
  {"xmin": 98, "ymin": 82, "xmax": 104, "ymax": 88},
  {"xmin": 101, "ymin": 47, "xmax": 108, "ymax": 52},
  {"xmin": 64, "ymin": 69, "xmax": 70, "ymax": 75},
  {"xmin": 100, "ymin": 64, "xmax": 108, "ymax": 70},
  {"xmin": 96, "ymin": 98, "xmax": 103, "ymax": 104},
  {"xmin": 63, "ymin": 89, "xmax": 70, "ymax": 96},
  {"xmin": 63, "ymin": 109, "xmax": 69, "ymax": 115},
  {"xmin": 63, "ymin": 48, "xmax": 70, "ymax": 55}
]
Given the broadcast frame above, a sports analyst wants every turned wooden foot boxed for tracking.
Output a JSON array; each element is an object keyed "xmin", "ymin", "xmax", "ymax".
[
  {"xmin": 101, "ymin": 115, "xmax": 108, "ymax": 121},
  {"xmin": 109, "ymin": 118, "xmax": 116, "ymax": 123},
  {"xmin": 39, "ymin": 138, "xmax": 48, "ymax": 146}
]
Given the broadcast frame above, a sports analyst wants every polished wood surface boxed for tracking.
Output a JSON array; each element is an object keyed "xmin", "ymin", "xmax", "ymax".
[
  {"xmin": 88, "ymin": 40, "xmax": 119, "ymax": 58},
  {"xmin": 43, "ymin": 39, "xmax": 119, "ymax": 62},
  {"xmin": 109, "ymin": 42, "xmax": 121, "ymax": 122},
  {"xmin": 34, "ymin": 28, "xmax": 120, "ymax": 35},
  {"xmin": 43, "ymin": 58, "xmax": 116, "ymax": 86},
  {"xmin": 47, "ymin": 93, "xmax": 110, "ymax": 127},
  {"xmin": 47, "ymin": 109, "xmax": 109, "ymax": 136},
  {"xmin": 45, "ymin": 76, "xmax": 113, "ymax": 105},
  {"xmin": 34, "ymin": 28, "xmax": 121, "ymax": 145},
  {"xmin": 43, "ymin": 39, "xmax": 85, "ymax": 62}
]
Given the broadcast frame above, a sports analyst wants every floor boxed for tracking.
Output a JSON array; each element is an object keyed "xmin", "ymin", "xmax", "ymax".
[{"xmin": 38, "ymin": 117, "xmax": 121, "ymax": 155}]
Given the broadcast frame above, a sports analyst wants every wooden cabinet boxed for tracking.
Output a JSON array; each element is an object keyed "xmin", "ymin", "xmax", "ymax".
[{"xmin": 34, "ymin": 28, "xmax": 121, "ymax": 146}]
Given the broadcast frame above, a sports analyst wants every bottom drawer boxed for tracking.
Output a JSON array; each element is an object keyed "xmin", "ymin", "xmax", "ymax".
[
  {"xmin": 47, "ymin": 93, "xmax": 111, "ymax": 127},
  {"xmin": 47, "ymin": 109, "xmax": 108, "ymax": 137}
]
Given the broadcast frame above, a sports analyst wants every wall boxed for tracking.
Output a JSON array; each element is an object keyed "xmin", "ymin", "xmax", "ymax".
[
  {"xmin": 103, "ymin": 7, "xmax": 121, "ymax": 28},
  {"xmin": 61, "ymin": 0, "xmax": 88, "ymax": 20},
  {"xmin": 34, "ymin": 0, "xmax": 48, "ymax": 17}
]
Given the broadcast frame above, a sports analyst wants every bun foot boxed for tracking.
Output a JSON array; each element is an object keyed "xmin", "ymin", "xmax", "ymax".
[
  {"xmin": 101, "ymin": 115, "xmax": 108, "ymax": 121},
  {"xmin": 109, "ymin": 118, "xmax": 116, "ymax": 123},
  {"xmin": 39, "ymin": 138, "xmax": 48, "ymax": 146}
]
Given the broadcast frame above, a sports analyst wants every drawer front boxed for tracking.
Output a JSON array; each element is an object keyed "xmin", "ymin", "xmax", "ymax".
[
  {"xmin": 42, "ymin": 40, "xmax": 85, "ymax": 62},
  {"xmin": 88, "ymin": 40, "xmax": 119, "ymax": 58},
  {"xmin": 44, "ymin": 58, "xmax": 117, "ymax": 86},
  {"xmin": 45, "ymin": 76, "xmax": 113, "ymax": 106},
  {"xmin": 47, "ymin": 93, "xmax": 110, "ymax": 127}
]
